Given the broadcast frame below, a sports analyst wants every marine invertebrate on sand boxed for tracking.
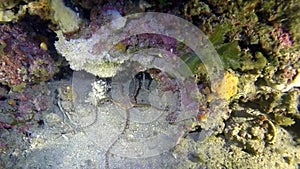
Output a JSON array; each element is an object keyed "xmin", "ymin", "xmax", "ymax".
[{"xmin": 0, "ymin": 24, "xmax": 55, "ymax": 91}]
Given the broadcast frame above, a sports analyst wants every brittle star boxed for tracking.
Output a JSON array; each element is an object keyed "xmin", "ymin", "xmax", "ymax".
[
  {"xmin": 104, "ymin": 71, "xmax": 183, "ymax": 168},
  {"xmin": 57, "ymin": 89, "xmax": 167, "ymax": 169},
  {"xmin": 57, "ymin": 70, "xmax": 180, "ymax": 168},
  {"xmin": 103, "ymin": 98, "xmax": 151, "ymax": 169},
  {"xmin": 103, "ymin": 77, "xmax": 168, "ymax": 168}
]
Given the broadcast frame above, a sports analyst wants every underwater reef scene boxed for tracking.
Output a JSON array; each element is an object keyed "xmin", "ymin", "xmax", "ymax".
[{"xmin": 0, "ymin": 0, "xmax": 299, "ymax": 168}]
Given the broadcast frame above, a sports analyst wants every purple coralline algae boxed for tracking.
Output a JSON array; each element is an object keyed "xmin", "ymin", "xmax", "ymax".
[{"xmin": 0, "ymin": 24, "xmax": 55, "ymax": 91}]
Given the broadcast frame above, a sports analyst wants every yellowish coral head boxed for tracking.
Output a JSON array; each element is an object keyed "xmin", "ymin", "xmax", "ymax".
[{"xmin": 212, "ymin": 72, "xmax": 239, "ymax": 100}]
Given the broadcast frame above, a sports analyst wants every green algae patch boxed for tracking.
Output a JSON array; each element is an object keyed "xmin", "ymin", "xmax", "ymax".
[
  {"xmin": 11, "ymin": 82, "xmax": 26, "ymax": 92},
  {"xmin": 240, "ymin": 52, "xmax": 267, "ymax": 71},
  {"xmin": 209, "ymin": 24, "xmax": 231, "ymax": 46},
  {"xmin": 274, "ymin": 114, "xmax": 295, "ymax": 127},
  {"xmin": 216, "ymin": 41, "xmax": 240, "ymax": 70},
  {"xmin": 180, "ymin": 52, "xmax": 202, "ymax": 74},
  {"xmin": 0, "ymin": 41, "xmax": 6, "ymax": 56}
]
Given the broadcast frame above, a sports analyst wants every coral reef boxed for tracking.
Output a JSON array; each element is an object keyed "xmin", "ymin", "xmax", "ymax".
[
  {"xmin": 188, "ymin": 0, "xmax": 300, "ymax": 124},
  {"xmin": 175, "ymin": 128, "xmax": 300, "ymax": 169},
  {"xmin": 224, "ymin": 109, "xmax": 277, "ymax": 154},
  {"xmin": 0, "ymin": 83, "xmax": 49, "ymax": 133},
  {"xmin": 55, "ymin": 30, "xmax": 120, "ymax": 77},
  {"xmin": 0, "ymin": 82, "xmax": 51, "ymax": 167},
  {"xmin": 27, "ymin": 0, "xmax": 52, "ymax": 21},
  {"xmin": 54, "ymin": 12, "xmax": 192, "ymax": 78},
  {"xmin": 0, "ymin": 24, "xmax": 56, "ymax": 91},
  {"xmin": 0, "ymin": 0, "xmax": 24, "ymax": 22},
  {"xmin": 50, "ymin": 0, "xmax": 81, "ymax": 33},
  {"xmin": 0, "ymin": 0, "xmax": 299, "ymax": 168},
  {"xmin": 183, "ymin": 0, "xmax": 300, "ymax": 167},
  {"xmin": 0, "ymin": 0, "xmax": 81, "ymax": 34},
  {"xmin": 211, "ymin": 71, "xmax": 239, "ymax": 100},
  {"xmin": 54, "ymin": 1, "xmax": 300, "ymax": 167}
]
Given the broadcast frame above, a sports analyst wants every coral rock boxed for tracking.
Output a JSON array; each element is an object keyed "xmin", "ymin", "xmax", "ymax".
[{"xmin": 0, "ymin": 24, "xmax": 55, "ymax": 91}]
